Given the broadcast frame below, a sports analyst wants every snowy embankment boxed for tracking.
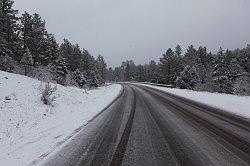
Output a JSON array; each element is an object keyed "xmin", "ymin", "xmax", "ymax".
[
  {"xmin": 135, "ymin": 83, "xmax": 250, "ymax": 119},
  {"xmin": 0, "ymin": 71, "xmax": 122, "ymax": 166}
]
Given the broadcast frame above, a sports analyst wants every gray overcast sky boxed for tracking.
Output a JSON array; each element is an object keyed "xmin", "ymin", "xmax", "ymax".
[{"xmin": 14, "ymin": 0, "xmax": 250, "ymax": 67}]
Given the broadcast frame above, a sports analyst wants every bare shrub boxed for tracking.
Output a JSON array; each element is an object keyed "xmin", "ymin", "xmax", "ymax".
[{"xmin": 41, "ymin": 83, "xmax": 57, "ymax": 105}]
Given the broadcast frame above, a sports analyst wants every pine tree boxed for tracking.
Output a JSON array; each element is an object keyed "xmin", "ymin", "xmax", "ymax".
[
  {"xmin": 211, "ymin": 59, "xmax": 233, "ymax": 94},
  {"xmin": 96, "ymin": 54, "xmax": 107, "ymax": 83},
  {"xmin": 113, "ymin": 67, "xmax": 122, "ymax": 82},
  {"xmin": 148, "ymin": 60, "xmax": 158, "ymax": 83},
  {"xmin": 175, "ymin": 45, "xmax": 182, "ymax": 57},
  {"xmin": 20, "ymin": 48, "xmax": 34, "ymax": 75},
  {"xmin": 183, "ymin": 45, "xmax": 196, "ymax": 65},
  {"xmin": 0, "ymin": 54, "xmax": 14, "ymax": 72},
  {"xmin": 0, "ymin": 0, "xmax": 21, "ymax": 61},
  {"xmin": 60, "ymin": 39, "xmax": 85, "ymax": 72},
  {"xmin": 88, "ymin": 70, "xmax": 98, "ymax": 87},
  {"xmin": 82, "ymin": 48, "xmax": 99, "ymax": 82},
  {"xmin": 41, "ymin": 34, "xmax": 59, "ymax": 66},
  {"xmin": 124, "ymin": 62, "xmax": 131, "ymax": 81},
  {"xmin": 73, "ymin": 69, "xmax": 87, "ymax": 88},
  {"xmin": 135, "ymin": 65, "xmax": 145, "ymax": 82},
  {"xmin": 54, "ymin": 56, "xmax": 68, "ymax": 85},
  {"xmin": 82, "ymin": 49, "xmax": 94, "ymax": 72},
  {"xmin": 20, "ymin": 12, "xmax": 47, "ymax": 66},
  {"xmin": 107, "ymin": 67, "xmax": 114, "ymax": 81},
  {"xmin": 218, "ymin": 47, "xmax": 224, "ymax": 57},
  {"xmin": 234, "ymin": 74, "xmax": 250, "ymax": 95},
  {"xmin": 225, "ymin": 49, "xmax": 234, "ymax": 63},
  {"xmin": 129, "ymin": 60, "xmax": 136, "ymax": 80},
  {"xmin": 0, "ymin": 9, "xmax": 10, "ymax": 58},
  {"xmin": 195, "ymin": 46, "xmax": 210, "ymax": 83},
  {"xmin": 20, "ymin": 12, "xmax": 32, "ymax": 50},
  {"xmin": 236, "ymin": 45, "xmax": 250, "ymax": 72},
  {"xmin": 160, "ymin": 48, "xmax": 174, "ymax": 84},
  {"xmin": 229, "ymin": 58, "xmax": 245, "ymax": 81},
  {"xmin": 176, "ymin": 65, "xmax": 198, "ymax": 90},
  {"xmin": 0, "ymin": 6, "xmax": 10, "ymax": 57},
  {"xmin": 160, "ymin": 48, "xmax": 182, "ymax": 85}
]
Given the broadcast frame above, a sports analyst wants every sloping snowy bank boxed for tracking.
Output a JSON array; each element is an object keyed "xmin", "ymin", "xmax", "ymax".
[
  {"xmin": 0, "ymin": 71, "xmax": 122, "ymax": 166},
  {"xmin": 135, "ymin": 83, "xmax": 250, "ymax": 119}
]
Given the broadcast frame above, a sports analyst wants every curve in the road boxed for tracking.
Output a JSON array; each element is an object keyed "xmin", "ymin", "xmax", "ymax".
[{"xmin": 42, "ymin": 83, "xmax": 250, "ymax": 166}]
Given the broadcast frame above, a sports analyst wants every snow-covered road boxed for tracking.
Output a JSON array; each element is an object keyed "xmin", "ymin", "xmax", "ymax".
[
  {"xmin": 134, "ymin": 83, "xmax": 250, "ymax": 119},
  {"xmin": 0, "ymin": 71, "xmax": 122, "ymax": 166},
  {"xmin": 42, "ymin": 83, "xmax": 250, "ymax": 166}
]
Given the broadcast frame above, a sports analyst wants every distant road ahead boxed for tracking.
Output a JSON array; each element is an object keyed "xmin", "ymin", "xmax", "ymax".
[{"xmin": 44, "ymin": 84, "xmax": 250, "ymax": 166}]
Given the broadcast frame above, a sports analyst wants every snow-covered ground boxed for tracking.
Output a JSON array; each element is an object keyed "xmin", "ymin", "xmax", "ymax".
[
  {"xmin": 0, "ymin": 71, "xmax": 122, "ymax": 166},
  {"xmin": 135, "ymin": 83, "xmax": 250, "ymax": 119}
]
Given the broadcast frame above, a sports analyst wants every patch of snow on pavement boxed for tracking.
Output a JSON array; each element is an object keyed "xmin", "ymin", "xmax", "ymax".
[
  {"xmin": 0, "ymin": 71, "xmax": 122, "ymax": 166},
  {"xmin": 136, "ymin": 83, "xmax": 250, "ymax": 119}
]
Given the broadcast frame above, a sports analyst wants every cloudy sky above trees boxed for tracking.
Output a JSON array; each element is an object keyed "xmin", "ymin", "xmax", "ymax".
[{"xmin": 14, "ymin": 0, "xmax": 250, "ymax": 67}]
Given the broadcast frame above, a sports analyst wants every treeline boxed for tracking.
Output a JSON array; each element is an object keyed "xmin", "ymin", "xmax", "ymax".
[
  {"xmin": 108, "ymin": 45, "xmax": 250, "ymax": 95},
  {"xmin": 0, "ymin": 0, "xmax": 107, "ymax": 88}
]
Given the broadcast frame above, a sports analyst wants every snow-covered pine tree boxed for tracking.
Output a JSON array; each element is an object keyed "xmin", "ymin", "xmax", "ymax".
[
  {"xmin": 88, "ymin": 70, "xmax": 98, "ymax": 87},
  {"xmin": 236, "ymin": 45, "xmax": 250, "ymax": 73},
  {"xmin": 73, "ymin": 69, "xmax": 87, "ymax": 88},
  {"xmin": 229, "ymin": 58, "xmax": 245, "ymax": 81},
  {"xmin": 211, "ymin": 59, "xmax": 233, "ymax": 94},
  {"xmin": 160, "ymin": 48, "xmax": 183, "ymax": 85},
  {"xmin": 175, "ymin": 45, "xmax": 182, "ymax": 57},
  {"xmin": 113, "ymin": 67, "xmax": 123, "ymax": 82},
  {"xmin": 54, "ymin": 56, "xmax": 68, "ymax": 85},
  {"xmin": 129, "ymin": 60, "xmax": 136, "ymax": 81},
  {"xmin": 159, "ymin": 48, "xmax": 175, "ymax": 84},
  {"xmin": 234, "ymin": 74, "xmax": 250, "ymax": 95},
  {"xmin": 20, "ymin": 48, "xmax": 34, "ymax": 75},
  {"xmin": 0, "ymin": 6, "xmax": 13, "ymax": 70},
  {"xmin": 195, "ymin": 47, "xmax": 209, "ymax": 84},
  {"xmin": 173, "ymin": 45, "xmax": 184, "ymax": 82},
  {"xmin": 96, "ymin": 54, "xmax": 107, "ymax": 84},
  {"xmin": 1, "ymin": 0, "xmax": 22, "ymax": 61},
  {"xmin": 175, "ymin": 65, "xmax": 198, "ymax": 90},
  {"xmin": 0, "ymin": 7, "xmax": 11, "ymax": 58},
  {"xmin": 106, "ymin": 67, "xmax": 114, "ymax": 81},
  {"xmin": 225, "ymin": 49, "xmax": 234, "ymax": 63},
  {"xmin": 0, "ymin": 54, "xmax": 14, "ymax": 72},
  {"xmin": 246, "ymin": 45, "xmax": 250, "ymax": 72},
  {"xmin": 148, "ymin": 60, "xmax": 158, "ymax": 83},
  {"xmin": 20, "ymin": 12, "xmax": 32, "ymax": 50},
  {"xmin": 184, "ymin": 45, "xmax": 197, "ymax": 66},
  {"xmin": 40, "ymin": 34, "xmax": 59, "ymax": 66},
  {"xmin": 228, "ymin": 58, "xmax": 248, "ymax": 95},
  {"xmin": 82, "ymin": 49, "xmax": 98, "ymax": 79},
  {"xmin": 0, "ymin": 36, "xmax": 9, "ymax": 57},
  {"xmin": 124, "ymin": 62, "xmax": 131, "ymax": 81},
  {"xmin": 211, "ymin": 57, "xmax": 245, "ymax": 94},
  {"xmin": 135, "ymin": 65, "xmax": 146, "ymax": 82},
  {"xmin": 21, "ymin": 12, "xmax": 47, "ymax": 66},
  {"xmin": 60, "ymin": 39, "xmax": 85, "ymax": 72}
]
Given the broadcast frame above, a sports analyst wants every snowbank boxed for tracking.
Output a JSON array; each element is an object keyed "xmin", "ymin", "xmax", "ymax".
[
  {"xmin": 135, "ymin": 83, "xmax": 250, "ymax": 119},
  {"xmin": 0, "ymin": 71, "xmax": 122, "ymax": 166}
]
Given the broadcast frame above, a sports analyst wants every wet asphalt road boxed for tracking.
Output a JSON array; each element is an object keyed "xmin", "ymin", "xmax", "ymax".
[{"xmin": 43, "ymin": 83, "xmax": 250, "ymax": 166}]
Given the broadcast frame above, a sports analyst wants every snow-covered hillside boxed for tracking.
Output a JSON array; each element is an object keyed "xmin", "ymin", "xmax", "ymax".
[
  {"xmin": 136, "ymin": 83, "xmax": 250, "ymax": 119},
  {"xmin": 0, "ymin": 71, "xmax": 122, "ymax": 166}
]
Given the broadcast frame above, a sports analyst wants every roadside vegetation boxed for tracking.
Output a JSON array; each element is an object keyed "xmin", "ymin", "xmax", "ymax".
[
  {"xmin": 0, "ymin": 0, "xmax": 108, "ymax": 89},
  {"xmin": 1, "ymin": 0, "xmax": 249, "ymax": 96},
  {"xmin": 108, "ymin": 45, "xmax": 250, "ymax": 95}
]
